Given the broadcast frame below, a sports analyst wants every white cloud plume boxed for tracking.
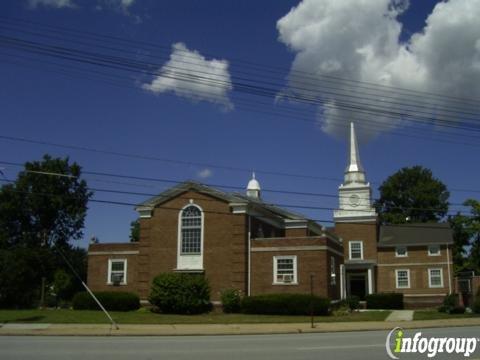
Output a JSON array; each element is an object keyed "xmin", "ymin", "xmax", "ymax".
[
  {"xmin": 197, "ymin": 168, "xmax": 213, "ymax": 179},
  {"xmin": 143, "ymin": 42, "xmax": 234, "ymax": 111},
  {"xmin": 27, "ymin": 0, "xmax": 75, "ymax": 8},
  {"xmin": 277, "ymin": 0, "xmax": 480, "ymax": 140}
]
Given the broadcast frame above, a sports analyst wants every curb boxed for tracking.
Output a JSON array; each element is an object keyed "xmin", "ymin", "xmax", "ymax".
[{"xmin": 1, "ymin": 318, "xmax": 479, "ymax": 336}]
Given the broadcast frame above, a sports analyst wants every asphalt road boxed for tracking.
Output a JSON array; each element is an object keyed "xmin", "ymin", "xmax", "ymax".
[{"xmin": 1, "ymin": 326, "xmax": 479, "ymax": 360}]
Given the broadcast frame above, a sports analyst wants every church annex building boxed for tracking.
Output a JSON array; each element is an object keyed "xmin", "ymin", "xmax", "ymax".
[{"xmin": 87, "ymin": 123, "xmax": 454, "ymax": 308}]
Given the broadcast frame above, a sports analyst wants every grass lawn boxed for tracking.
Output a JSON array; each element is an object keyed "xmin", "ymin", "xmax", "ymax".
[
  {"xmin": 0, "ymin": 309, "xmax": 390, "ymax": 324},
  {"xmin": 414, "ymin": 310, "xmax": 480, "ymax": 321}
]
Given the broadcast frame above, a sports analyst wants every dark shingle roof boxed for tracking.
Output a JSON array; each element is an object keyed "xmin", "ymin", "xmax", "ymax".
[
  {"xmin": 136, "ymin": 181, "xmax": 310, "ymax": 221},
  {"xmin": 378, "ymin": 223, "xmax": 453, "ymax": 247}
]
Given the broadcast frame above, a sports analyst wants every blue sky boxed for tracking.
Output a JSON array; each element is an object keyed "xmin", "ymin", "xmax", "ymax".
[{"xmin": 1, "ymin": 0, "xmax": 479, "ymax": 248}]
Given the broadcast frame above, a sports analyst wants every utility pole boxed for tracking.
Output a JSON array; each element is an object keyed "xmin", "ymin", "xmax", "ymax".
[{"xmin": 310, "ymin": 273, "xmax": 315, "ymax": 329}]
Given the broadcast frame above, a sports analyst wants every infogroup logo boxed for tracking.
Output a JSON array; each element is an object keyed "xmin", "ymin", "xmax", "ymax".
[{"xmin": 385, "ymin": 327, "xmax": 479, "ymax": 359}]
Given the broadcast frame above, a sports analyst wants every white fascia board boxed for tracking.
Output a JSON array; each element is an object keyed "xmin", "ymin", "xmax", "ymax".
[
  {"xmin": 136, "ymin": 206, "xmax": 153, "ymax": 218},
  {"xmin": 284, "ymin": 219, "xmax": 308, "ymax": 229}
]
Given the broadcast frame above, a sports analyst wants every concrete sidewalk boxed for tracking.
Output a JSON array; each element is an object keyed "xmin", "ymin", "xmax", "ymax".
[
  {"xmin": 385, "ymin": 310, "xmax": 414, "ymax": 322},
  {"xmin": 1, "ymin": 318, "xmax": 479, "ymax": 336}
]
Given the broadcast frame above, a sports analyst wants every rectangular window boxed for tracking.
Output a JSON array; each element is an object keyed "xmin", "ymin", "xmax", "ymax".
[
  {"xmin": 108, "ymin": 259, "xmax": 127, "ymax": 285},
  {"xmin": 428, "ymin": 245, "xmax": 440, "ymax": 256},
  {"xmin": 428, "ymin": 268, "xmax": 443, "ymax": 288},
  {"xmin": 395, "ymin": 246, "xmax": 408, "ymax": 257},
  {"xmin": 330, "ymin": 256, "xmax": 336, "ymax": 285},
  {"xmin": 395, "ymin": 269, "xmax": 410, "ymax": 289},
  {"xmin": 349, "ymin": 241, "xmax": 363, "ymax": 260},
  {"xmin": 273, "ymin": 256, "xmax": 297, "ymax": 285}
]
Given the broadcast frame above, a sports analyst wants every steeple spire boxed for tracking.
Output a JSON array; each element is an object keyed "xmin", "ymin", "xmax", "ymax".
[{"xmin": 344, "ymin": 122, "xmax": 366, "ymax": 185}]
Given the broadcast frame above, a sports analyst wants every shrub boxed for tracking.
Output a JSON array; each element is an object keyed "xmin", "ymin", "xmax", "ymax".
[
  {"xmin": 439, "ymin": 294, "xmax": 461, "ymax": 314},
  {"xmin": 241, "ymin": 294, "xmax": 330, "ymax": 316},
  {"xmin": 345, "ymin": 295, "xmax": 360, "ymax": 310},
  {"xmin": 221, "ymin": 288, "xmax": 242, "ymax": 313},
  {"xmin": 72, "ymin": 291, "xmax": 140, "ymax": 311},
  {"xmin": 366, "ymin": 293, "xmax": 403, "ymax": 309},
  {"xmin": 149, "ymin": 273, "xmax": 211, "ymax": 314}
]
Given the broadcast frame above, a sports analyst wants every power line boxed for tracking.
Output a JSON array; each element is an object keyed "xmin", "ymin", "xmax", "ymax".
[
  {"xmin": 2, "ymin": 185, "xmax": 465, "ymax": 230},
  {"xmin": 2, "ymin": 15, "xmax": 480, "ymax": 109},
  {"xmin": 0, "ymin": 167, "xmax": 467, "ymax": 215}
]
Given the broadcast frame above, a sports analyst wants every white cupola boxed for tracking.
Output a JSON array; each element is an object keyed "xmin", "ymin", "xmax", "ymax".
[{"xmin": 246, "ymin": 172, "xmax": 261, "ymax": 199}]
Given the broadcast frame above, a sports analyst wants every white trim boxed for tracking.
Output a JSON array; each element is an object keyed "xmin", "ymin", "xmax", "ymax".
[
  {"xmin": 107, "ymin": 258, "xmax": 127, "ymax": 285},
  {"xmin": 177, "ymin": 203, "xmax": 204, "ymax": 270},
  {"xmin": 428, "ymin": 268, "xmax": 444, "ymax": 288},
  {"xmin": 395, "ymin": 269, "xmax": 410, "ymax": 289},
  {"xmin": 89, "ymin": 251, "xmax": 139, "ymax": 256},
  {"xmin": 273, "ymin": 255, "xmax": 298, "ymax": 285},
  {"xmin": 395, "ymin": 246, "xmax": 408, "ymax": 257},
  {"xmin": 251, "ymin": 245, "xmax": 344, "ymax": 257},
  {"xmin": 367, "ymin": 268, "xmax": 373, "ymax": 294},
  {"xmin": 428, "ymin": 245, "xmax": 441, "ymax": 256},
  {"xmin": 330, "ymin": 256, "xmax": 336, "ymax": 286},
  {"xmin": 349, "ymin": 240, "xmax": 363, "ymax": 260},
  {"xmin": 284, "ymin": 219, "xmax": 308, "ymax": 229},
  {"xmin": 339, "ymin": 264, "xmax": 346, "ymax": 299},
  {"xmin": 378, "ymin": 262, "xmax": 452, "ymax": 267}
]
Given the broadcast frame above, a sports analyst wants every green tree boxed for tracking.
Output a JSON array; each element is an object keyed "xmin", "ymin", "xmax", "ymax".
[
  {"xmin": 0, "ymin": 155, "xmax": 92, "ymax": 308},
  {"xmin": 129, "ymin": 219, "xmax": 140, "ymax": 242},
  {"xmin": 462, "ymin": 199, "xmax": 480, "ymax": 274},
  {"xmin": 375, "ymin": 166, "xmax": 449, "ymax": 224},
  {"xmin": 448, "ymin": 213, "xmax": 471, "ymax": 272}
]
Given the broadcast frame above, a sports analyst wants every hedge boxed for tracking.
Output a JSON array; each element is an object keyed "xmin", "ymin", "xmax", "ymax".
[
  {"xmin": 72, "ymin": 291, "xmax": 140, "ymax": 311},
  {"xmin": 149, "ymin": 273, "xmax": 211, "ymax": 314},
  {"xmin": 241, "ymin": 294, "xmax": 330, "ymax": 316},
  {"xmin": 220, "ymin": 288, "xmax": 242, "ymax": 313},
  {"xmin": 365, "ymin": 293, "xmax": 403, "ymax": 309}
]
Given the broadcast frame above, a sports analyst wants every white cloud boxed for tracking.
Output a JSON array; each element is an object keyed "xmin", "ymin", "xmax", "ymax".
[
  {"xmin": 197, "ymin": 168, "xmax": 213, "ymax": 179},
  {"xmin": 143, "ymin": 42, "xmax": 234, "ymax": 111},
  {"xmin": 27, "ymin": 0, "xmax": 75, "ymax": 8},
  {"xmin": 277, "ymin": 0, "xmax": 480, "ymax": 140}
]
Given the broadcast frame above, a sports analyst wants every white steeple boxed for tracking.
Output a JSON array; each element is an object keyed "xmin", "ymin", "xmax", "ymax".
[
  {"xmin": 344, "ymin": 122, "xmax": 366, "ymax": 184},
  {"xmin": 246, "ymin": 172, "xmax": 261, "ymax": 199},
  {"xmin": 333, "ymin": 122, "xmax": 377, "ymax": 222}
]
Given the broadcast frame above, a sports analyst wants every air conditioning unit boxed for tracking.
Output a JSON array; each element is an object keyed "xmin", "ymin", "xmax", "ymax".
[{"xmin": 282, "ymin": 274, "xmax": 293, "ymax": 283}]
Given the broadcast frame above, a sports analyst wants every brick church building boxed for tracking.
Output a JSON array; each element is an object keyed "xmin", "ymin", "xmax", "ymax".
[{"xmin": 87, "ymin": 123, "xmax": 453, "ymax": 307}]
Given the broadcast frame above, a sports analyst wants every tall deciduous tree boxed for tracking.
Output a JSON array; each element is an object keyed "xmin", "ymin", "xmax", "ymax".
[
  {"xmin": 0, "ymin": 155, "xmax": 92, "ymax": 308},
  {"xmin": 461, "ymin": 199, "xmax": 480, "ymax": 274},
  {"xmin": 375, "ymin": 166, "xmax": 449, "ymax": 224}
]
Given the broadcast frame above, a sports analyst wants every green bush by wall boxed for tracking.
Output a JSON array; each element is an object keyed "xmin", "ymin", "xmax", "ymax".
[
  {"xmin": 149, "ymin": 273, "xmax": 211, "ymax": 314},
  {"xmin": 241, "ymin": 293, "xmax": 330, "ymax": 316}
]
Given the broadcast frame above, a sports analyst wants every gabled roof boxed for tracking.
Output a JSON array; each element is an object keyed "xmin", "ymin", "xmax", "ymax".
[
  {"xmin": 136, "ymin": 181, "xmax": 246, "ymax": 208},
  {"xmin": 378, "ymin": 223, "xmax": 453, "ymax": 247},
  {"xmin": 136, "ymin": 181, "xmax": 314, "ymax": 222}
]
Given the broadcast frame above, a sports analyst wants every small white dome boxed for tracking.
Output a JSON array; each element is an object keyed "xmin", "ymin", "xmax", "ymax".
[{"xmin": 247, "ymin": 172, "xmax": 261, "ymax": 191}]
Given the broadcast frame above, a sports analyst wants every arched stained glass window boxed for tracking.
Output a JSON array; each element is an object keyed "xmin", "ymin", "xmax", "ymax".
[{"xmin": 180, "ymin": 205, "xmax": 202, "ymax": 254}]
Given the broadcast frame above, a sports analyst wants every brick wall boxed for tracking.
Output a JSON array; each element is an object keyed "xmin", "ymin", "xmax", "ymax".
[
  {"xmin": 250, "ymin": 236, "xmax": 343, "ymax": 299},
  {"xmin": 334, "ymin": 221, "xmax": 377, "ymax": 261},
  {"xmin": 376, "ymin": 245, "xmax": 453, "ymax": 307},
  {"xmin": 136, "ymin": 191, "xmax": 248, "ymax": 301},
  {"xmin": 87, "ymin": 242, "xmax": 139, "ymax": 293}
]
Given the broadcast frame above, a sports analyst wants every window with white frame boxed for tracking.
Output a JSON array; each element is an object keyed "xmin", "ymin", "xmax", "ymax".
[
  {"xmin": 108, "ymin": 259, "xmax": 127, "ymax": 285},
  {"xmin": 180, "ymin": 205, "xmax": 202, "ymax": 254},
  {"xmin": 428, "ymin": 245, "xmax": 440, "ymax": 256},
  {"xmin": 395, "ymin": 269, "xmax": 410, "ymax": 289},
  {"xmin": 428, "ymin": 268, "xmax": 443, "ymax": 288},
  {"xmin": 330, "ymin": 256, "xmax": 336, "ymax": 285},
  {"xmin": 273, "ymin": 256, "xmax": 297, "ymax": 284},
  {"xmin": 395, "ymin": 246, "xmax": 408, "ymax": 257},
  {"xmin": 349, "ymin": 241, "xmax": 363, "ymax": 260}
]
